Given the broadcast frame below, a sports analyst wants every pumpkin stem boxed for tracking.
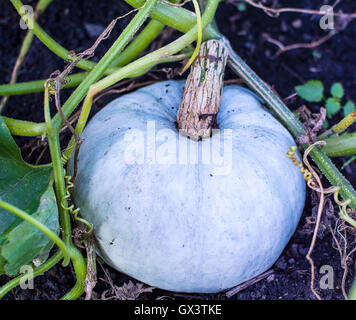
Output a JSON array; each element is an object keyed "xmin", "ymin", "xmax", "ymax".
[{"xmin": 177, "ymin": 39, "xmax": 228, "ymax": 140}]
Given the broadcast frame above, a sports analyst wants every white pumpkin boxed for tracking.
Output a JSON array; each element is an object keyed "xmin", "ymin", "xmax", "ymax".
[{"xmin": 68, "ymin": 80, "xmax": 306, "ymax": 293}]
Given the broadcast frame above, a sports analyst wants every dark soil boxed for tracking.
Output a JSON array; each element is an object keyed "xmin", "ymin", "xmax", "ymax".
[{"xmin": 0, "ymin": 0, "xmax": 355, "ymax": 300}]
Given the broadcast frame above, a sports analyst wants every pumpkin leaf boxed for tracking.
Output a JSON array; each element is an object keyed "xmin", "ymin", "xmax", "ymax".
[
  {"xmin": 330, "ymin": 82, "xmax": 344, "ymax": 99},
  {"xmin": 0, "ymin": 117, "xmax": 59, "ymax": 276},
  {"xmin": 295, "ymin": 80, "xmax": 324, "ymax": 103},
  {"xmin": 344, "ymin": 100, "xmax": 355, "ymax": 116},
  {"xmin": 326, "ymin": 97, "xmax": 341, "ymax": 119},
  {"xmin": 1, "ymin": 185, "xmax": 59, "ymax": 276}
]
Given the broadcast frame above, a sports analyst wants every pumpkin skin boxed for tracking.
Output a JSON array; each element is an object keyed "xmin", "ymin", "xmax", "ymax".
[{"xmin": 68, "ymin": 80, "xmax": 306, "ymax": 293}]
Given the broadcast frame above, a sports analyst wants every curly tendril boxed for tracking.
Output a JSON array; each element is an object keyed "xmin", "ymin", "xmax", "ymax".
[
  {"xmin": 62, "ymin": 170, "xmax": 93, "ymax": 234},
  {"xmin": 286, "ymin": 146, "xmax": 312, "ymax": 181},
  {"xmin": 287, "ymin": 145, "xmax": 356, "ymax": 229}
]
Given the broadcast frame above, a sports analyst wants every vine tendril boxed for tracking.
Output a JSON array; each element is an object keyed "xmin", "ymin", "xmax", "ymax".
[
  {"xmin": 61, "ymin": 170, "xmax": 93, "ymax": 235},
  {"xmin": 286, "ymin": 146, "xmax": 312, "ymax": 181},
  {"xmin": 287, "ymin": 145, "xmax": 356, "ymax": 229}
]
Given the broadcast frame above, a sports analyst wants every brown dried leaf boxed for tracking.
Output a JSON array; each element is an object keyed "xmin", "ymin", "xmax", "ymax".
[
  {"xmin": 297, "ymin": 106, "xmax": 326, "ymax": 143},
  {"xmin": 114, "ymin": 281, "xmax": 154, "ymax": 300}
]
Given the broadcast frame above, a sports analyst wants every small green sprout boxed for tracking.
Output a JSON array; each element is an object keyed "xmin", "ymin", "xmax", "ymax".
[
  {"xmin": 326, "ymin": 97, "xmax": 341, "ymax": 119},
  {"xmin": 312, "ymin": 51, "xmax": 322, "ymax": 59},
  {"xmin": 330, "ymin": 82, "xmax": 344, "ymax": 99},
  {"xmin": 295, "ymin": 80, "xmax": 356, "ymax": 127},
  {"xmin": 295, "ymin": 80, "xmax": 324, "ymax": 103},
  {"xmin": 344, "ymin": 101, "xmax": 355, "ymax": 117},
  {"xmin": 236, "ymin": 2, "xmax": 247, "ymax": 11}
]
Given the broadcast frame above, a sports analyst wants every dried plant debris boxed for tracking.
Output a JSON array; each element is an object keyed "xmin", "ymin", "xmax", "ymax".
[
  {"xmin": 297, "ymin": 105, "xmax": 326, "ymax": 144},
  {"xmin": 101, "ymin": 280, "xmax": 155, "ymax": 300}
]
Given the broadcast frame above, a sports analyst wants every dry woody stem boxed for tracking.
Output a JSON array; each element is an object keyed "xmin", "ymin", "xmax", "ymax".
[{"xmin": 177, "ymin": 39, "xmax": 228, "ymax": 140}]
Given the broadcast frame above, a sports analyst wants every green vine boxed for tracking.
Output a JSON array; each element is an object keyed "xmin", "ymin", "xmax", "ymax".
[
  {"xmin": 0, "ymin": 251, "xmax": 63, "ymax": 299},
  {"xmin": 0, "ymin": 0, "xmax": 53, "ymax": 113},
  {"xmin": 225, "ymin": 38, "xmax": 356, "ymax": 210},
  {"xmin": 0, "ymin": 200, "xmax": 70, "ymax": 265}
]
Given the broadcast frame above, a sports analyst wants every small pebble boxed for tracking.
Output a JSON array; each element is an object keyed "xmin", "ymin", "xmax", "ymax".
[
  {"xmin": 299, "ymin": 246, "xmax": 309, "ymax": 256},
  {"xmin": 275, "ymin": 257, "xmax": 287, "ymax": 270},
  {"xmin": 281, "ymin": 21, "xmax": 288, "ymax": 32},
  {"xmin": 292, "ymin": 19, "xmax": 303, "ymax": 29},
  {"xmin": 267, "ymin": 274, "xmax": 275, "ymax": 282}
]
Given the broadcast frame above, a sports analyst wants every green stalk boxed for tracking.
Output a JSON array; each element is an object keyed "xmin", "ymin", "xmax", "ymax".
[
  {"xmin": 0, "ymin": 49, "xmax": 193, "ymax": 99},
  {"xmin": 94, "ymin": 0, "xmax": 219, "ymax": 92},
  {"xmin": 225, "ymin": 38, "xmax": 303, "ymax": 138},
  {"xmin": 308, "ymin": 148, "xmax": 356, "ymax": 208},
  {"xmin": 60, "ymin": 246, "xmax": 86, "ymax": 300},
  {"xmin": 35, "ymin": 0, "xmax": 53, "ymax": 12},
  {"xmin": 0, "ymin": 250, "xmax": 63, "ymax": 299},
  {"xmin": 318, "ymin": 111, "xmax": 356, "ymax": 140},
  {"xmin": 225, "ymin": 37, "xmax": 356, "ymax": 209},
  {"xmin": 0, "ymin": 50, "xmax": 192, "ymax": 138},
  {"xmin": 1, "ymin": 116, "xmax": 46, "ymax": 136},
  {"xmin": 0, "ymin": 0, "xmax": 53, "ymax": 113},
  {"xmin": 62, "ymin": 0, "xmax": 219, "ymax": 162},
  {"xmin": 0, "ymin": 27, "xmax": 33, "ymax": 111},
  {"xmin": 0, "ymin": 72, "xmax": 87, "ymax": 96},
  {"xmin": 4, "ymin": 0, "xmax": 217, "ymax": 144},
  {"xmin": 9, "ymin": 0, "xmax": 118, "ymax": 74},
  {"xmin": 45, "ymin": 134, "xmax": 71, "ymax": 242},
  {"xmin": 44, "ymin": 84, "xmax": 87, "ymax": 300},
  {"xmin": 44, "ymin": 86, "xmax": 72, "ymax": 245},
  {"xmin": 123, "ymin": 0, "xmax": 220, "ymax": 39},
  {"xmin": 322, "ymin": 133, "xmax": 356, "ymax": 157},
  {"xmin": 350, "ymin": 279, "xmax": 356, "ymax": 300},
  {"xmin": 0, "ymin": 200, "xmax": 69, "ymax": 265},
  {"xmin": 342, "ymin": 156, "xmax": 356, "ymax": 170},
  {"xmin": 62, "ymin": 51, "xmax": 192, "ymax": 162},
  {"xmin": 112, "ymin": 19, "xmax": 165, "ymax": 67},
  {"xmin": 4, "ymin": 0, "xmax": 221, "ymax": 102},
  {"xmin": 0, "ymin": 247, "xmax": 86, "ymax": 300},
  {"xmin": 51, "ymin": 0, "xmax": 159, "ymax": 132},
  {"xmin": 10, "ymin": 0, "xmax": 174, "ymax": 74}
]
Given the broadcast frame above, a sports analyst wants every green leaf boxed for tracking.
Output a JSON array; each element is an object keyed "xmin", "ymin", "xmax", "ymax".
[
  {"xmin": 330, "ymin": 82, "xmax": 344, "ymax": 99},
  {"xmin": 0, "ymin": 117, "xmax": 59, "ymax": 276},
  {"xmin": 326, "ymin": 97, "xmax": 341, "ymax": 119},
  {"xmin": 344, "ymin": 100, "xmax": 355, "ymax": 116},
  {"xmin": 295, "ymin": 80, "xmax": 324, "ymax": 102},
  {"xmin": 1, "ymin": 186, "xmax": 59, "ymax": 276}
]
